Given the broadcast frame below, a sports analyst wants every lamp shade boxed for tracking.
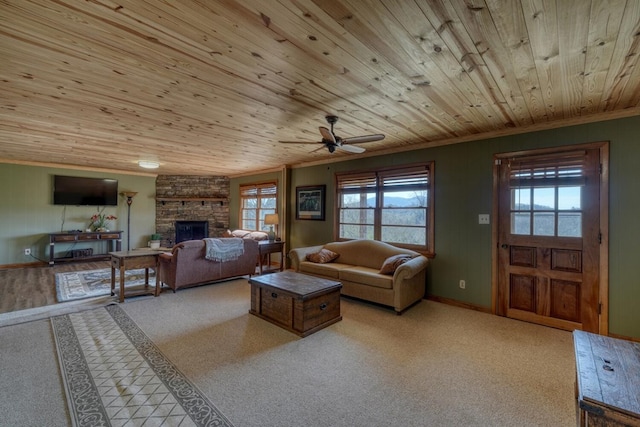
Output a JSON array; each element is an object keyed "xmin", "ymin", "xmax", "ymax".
[
  {"xmin": 121, "ymin": 191, "xmax": 138, "ymax": 199},
  {"xmin": 264, "ymin": 214, "xmax": 279, "ymax": 241},
  {"xmin": 264, "ymin": 214, "xmax": 279, "ymax": 225}
]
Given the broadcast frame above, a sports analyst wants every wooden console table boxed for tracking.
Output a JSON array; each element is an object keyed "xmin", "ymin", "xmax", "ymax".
[
  {"xmin": 573, "ymin": 330, "xmax": 640, "ymax": 426},
  {"xmin": 258, "ymin": 240, "xmax": 285, "ymax": 274},
  {"xmin": 49, "ymin": 231, "xmax": 122, "ymax": 265}
]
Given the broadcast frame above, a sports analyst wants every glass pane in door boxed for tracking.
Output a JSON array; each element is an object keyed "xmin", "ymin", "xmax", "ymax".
[{"xmin": 511, "ymin": 212, "xmax": 531, "ymax": 235}]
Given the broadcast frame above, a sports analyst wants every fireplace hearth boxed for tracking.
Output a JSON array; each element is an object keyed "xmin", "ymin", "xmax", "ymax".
[{"xmin": 175, "ymin": 221, "xmax": 209, "ymax": 243}]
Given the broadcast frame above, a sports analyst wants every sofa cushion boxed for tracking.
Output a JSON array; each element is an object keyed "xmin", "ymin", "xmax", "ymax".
[
  {"xmin": 379, "ymin": 254, "xmax": 414, "ymax": 275},
  {"xmin": 323, "ymin": 240, "xmax": 418, "ymax": 270},
  {"xmin": 307, "ymin": 248, "xmax": 339, "ymax": 264},
  {"xmin": 299, "ymin": 261, "xmax": 350, "ymax": 279},
  {"xmin": 339, "ymin": 266, "xmax": 393, "ymax": 289}
]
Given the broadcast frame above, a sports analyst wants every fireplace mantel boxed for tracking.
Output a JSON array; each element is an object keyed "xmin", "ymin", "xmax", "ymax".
[{"xmin": 156, "ymin": 197, "xmax": 227, "ymax": 205}]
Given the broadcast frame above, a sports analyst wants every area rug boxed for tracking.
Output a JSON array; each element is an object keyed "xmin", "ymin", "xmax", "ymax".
[
  {"xmin": 51, "ymin": 304, "xmax": 233, "ymax": 427},
  {"xmin": 55, "ymin": 268, "xmax": 155, "ymax": 302}
]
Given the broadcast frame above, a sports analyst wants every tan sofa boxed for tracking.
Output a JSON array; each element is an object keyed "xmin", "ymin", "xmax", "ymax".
[
  {"xmin": 159, "ymin": 238, "xmax": 259, "ymax": 292},
  {"xmin": 289, "ymin": 240, "xmax": 428, "ymax": 313}
]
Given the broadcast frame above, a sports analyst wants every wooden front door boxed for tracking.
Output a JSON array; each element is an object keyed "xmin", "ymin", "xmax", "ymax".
[{"xmin": 494, "ymin": 143, "xmax": 608, "ymax": 333}]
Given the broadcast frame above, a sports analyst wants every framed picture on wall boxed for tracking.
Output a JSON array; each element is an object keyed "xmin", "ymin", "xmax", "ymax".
[{"xmin": 296, "ymin": 185, "xmax": 325, "ymax": 220}]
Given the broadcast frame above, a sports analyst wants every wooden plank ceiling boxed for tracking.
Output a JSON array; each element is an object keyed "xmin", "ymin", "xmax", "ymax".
[{"xmin": 1, "ymin": 0, "xmax": 639, "ymax": 176}]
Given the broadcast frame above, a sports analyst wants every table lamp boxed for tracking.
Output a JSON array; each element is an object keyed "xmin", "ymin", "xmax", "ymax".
[{"xmin": 264, "ymin": 214, "xmax": 279, "ymax": 241}]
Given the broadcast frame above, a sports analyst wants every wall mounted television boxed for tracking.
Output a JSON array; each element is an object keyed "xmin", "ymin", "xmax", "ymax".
[{"xmin": 53, "ymin": 175, "xmax": 119, "ymax": 206}]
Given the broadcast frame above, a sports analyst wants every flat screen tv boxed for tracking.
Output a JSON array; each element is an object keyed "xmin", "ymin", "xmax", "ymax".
[{"xmin": 53, "ymin": 175, "xmax": 118, "ymax": 206}]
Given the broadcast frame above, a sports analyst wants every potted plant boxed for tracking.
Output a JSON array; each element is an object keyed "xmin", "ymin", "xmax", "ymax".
[
  {"xmin": 90, "ymin": 213, "xmax": 117, "ymax": 232},
  {"xmin": 149, "ymin": 233, "xmax": 162, "ymax": 249}
]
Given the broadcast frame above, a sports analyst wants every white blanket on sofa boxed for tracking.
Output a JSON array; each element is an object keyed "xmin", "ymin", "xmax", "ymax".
[{"xmin": 204, "ymin": 238, "xmax": 245, "ymax": 262}]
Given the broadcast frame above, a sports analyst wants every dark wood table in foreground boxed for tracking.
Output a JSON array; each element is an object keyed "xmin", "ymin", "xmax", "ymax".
[
  {"xmin": 573, "ymin": 330, "xmax": 640, "ymax": 426},
  {"xmin": 109, "ymin": 250, "xmax": 160, "ymax": 303},
  {"xmin": 249, "ymin": 271, "xmax": 342, "ymax": 337}
]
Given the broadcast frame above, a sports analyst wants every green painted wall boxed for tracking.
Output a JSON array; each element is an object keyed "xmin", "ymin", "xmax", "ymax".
[
  {"xmin": 241, "ymin": 116, "xmax": 640, "ymax": 339},
  {"xmin": 3, "ymin": 116, "xmax": 637, "ymax": 339},
  {"xmin": 0, "ymin": 164, "xmax": 157, "ymax": 264}
]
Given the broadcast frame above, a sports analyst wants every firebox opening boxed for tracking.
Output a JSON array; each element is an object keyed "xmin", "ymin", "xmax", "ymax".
[{"xmin": 175, "ymin": 221, "xmax": 209, "ymax": 243}]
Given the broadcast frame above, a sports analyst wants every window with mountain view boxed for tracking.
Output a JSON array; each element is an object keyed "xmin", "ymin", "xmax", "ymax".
[
  {"xmin": 336, "ymin": 163, "xmax": 434, "ymax": 255},
  {"xmin": 509, "ymin": 154, "xmax": 584, "ymax": 237}
]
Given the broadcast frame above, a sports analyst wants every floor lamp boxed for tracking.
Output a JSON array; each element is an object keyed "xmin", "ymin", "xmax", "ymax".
[{"xmin": 121, "ymin": 191, "xmax": 138, "ymax": 250}]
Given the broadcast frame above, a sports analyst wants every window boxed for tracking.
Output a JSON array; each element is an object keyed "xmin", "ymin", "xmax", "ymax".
[
  {"xmin": 336, "ymin": 163, "xmax": 434, "ymax": 255},
  {"xmin": 508, "ymin": 151, "xmax": 584, "ymax": 237},
  {"xmin": 240, "ymin": 181, "xmax": 277, "ymax": 231}
]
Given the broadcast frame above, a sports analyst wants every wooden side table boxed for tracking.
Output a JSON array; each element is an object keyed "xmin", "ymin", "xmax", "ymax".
[
  {"xmin": 109, "ymin": 250, "xmax": 160, "ymax": 303},
  {"xmin": 573, "ymin": 330, "xmax": 640, "ymax": 426},
  {"xmin": 258, "ymin": 240, "xmax": 285, "ymax": 274}
]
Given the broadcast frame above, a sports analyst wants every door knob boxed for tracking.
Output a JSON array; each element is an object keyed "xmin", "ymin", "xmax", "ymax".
[{"xmin": 501, "ymin": 244, "xmax": 509, "ymax": 249}]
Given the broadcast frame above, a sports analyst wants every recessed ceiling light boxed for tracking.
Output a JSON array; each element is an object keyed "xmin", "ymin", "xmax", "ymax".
[{"xmin": 138, "ymin": 160, "xmax": 159, "ymax": 169}]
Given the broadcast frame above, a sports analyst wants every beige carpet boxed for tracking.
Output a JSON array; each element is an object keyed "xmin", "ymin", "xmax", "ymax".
[{"xmin": 0, "ymin": 278, "xmax": 576, "ymax": 426}]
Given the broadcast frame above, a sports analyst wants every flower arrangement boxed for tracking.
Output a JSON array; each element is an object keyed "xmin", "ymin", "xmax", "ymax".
[{"xmin": 90, "ymin": 213, "xmax": 117, "ymax": 232}]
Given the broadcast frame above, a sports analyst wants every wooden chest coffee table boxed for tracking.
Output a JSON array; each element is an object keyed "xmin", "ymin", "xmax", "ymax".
[
  {"xmin": 249, "ymin": 271, "xmax": 342, "ymax": 337},
  {"xmin": 573, "ymin": 330, "xmax": 640, "ymax": 426}
]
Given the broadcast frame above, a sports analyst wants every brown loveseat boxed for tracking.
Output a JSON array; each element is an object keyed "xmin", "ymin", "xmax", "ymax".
[{"xmin": 158, "ymin": 238, "xmax": 259, "ymax": 292}]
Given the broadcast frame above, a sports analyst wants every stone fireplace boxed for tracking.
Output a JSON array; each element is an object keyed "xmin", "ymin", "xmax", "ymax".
[{"xmin": 155, "ymin": 175, "xmax": 229, "ymax": 247}]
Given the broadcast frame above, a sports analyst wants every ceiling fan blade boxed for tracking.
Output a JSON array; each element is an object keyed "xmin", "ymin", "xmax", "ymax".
[
  {"xmin": 341, "ymin": 134, "xmax": 385, "ymax": 144},
  {"xmin": 319, "ymin": 126, "xmax": 336, "ymax": 144},
  {"xmin": 311, "ymin": 145, "xmax": 327, "ymax": 153},
  {"xmin": 337, "ymin": 144, "xmax": 365, "ymax": 154},
  {"xmin": 278, "ymin": 140, "xmax": 322, "ymax": 145}
]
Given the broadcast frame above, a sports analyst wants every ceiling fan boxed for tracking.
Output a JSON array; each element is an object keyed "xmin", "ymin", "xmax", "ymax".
[{"xmin": 279, "ymin": 115, "xmax": 385, "ymax": 154}]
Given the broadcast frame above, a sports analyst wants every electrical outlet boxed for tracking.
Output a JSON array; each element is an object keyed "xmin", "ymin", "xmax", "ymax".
[
  {"xmin": 24, "ymin": 248, "xmax": 31, "ymax": 256},
  {"xmin": 459, "ymin": 279, "xmax": 466, "ymax": 289},
  {"xmin": 478, "ymin": 214, "xmax": 490, "ymax": 224}
]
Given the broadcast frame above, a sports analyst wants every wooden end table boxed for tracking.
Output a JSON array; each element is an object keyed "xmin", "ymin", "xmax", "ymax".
[
  {"xmin": 258, "ymin": 240, "xmax": 285, "ymax": 274},
  {"xmin": 249, "ymin": 271, "xmax": 342, "ymax": 337},
  {"xmin": 109, "ymin": 250, "xmax": 160, "ymax": 303}
]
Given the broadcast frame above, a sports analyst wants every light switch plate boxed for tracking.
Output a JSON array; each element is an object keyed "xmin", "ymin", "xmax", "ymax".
[{"xmin": 478, "ymin": 214, "xmax": 490, "ymax": 224}]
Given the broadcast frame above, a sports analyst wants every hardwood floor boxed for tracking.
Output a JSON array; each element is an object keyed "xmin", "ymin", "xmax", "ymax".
[{"xmin": 0, "ymin": 261, "xmax": 111, "ymax": 314}]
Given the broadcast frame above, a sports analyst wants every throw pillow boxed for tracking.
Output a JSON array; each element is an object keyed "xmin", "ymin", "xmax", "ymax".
[
  {"xmin": 231, "ymin": 229, "xmax": 251, "ymax": 238},
  {"xmin": 248, "ymin": 231, "xmax": 269, "ymax": 241},
  {"xmin": 379, "ymin": 254, "xmax": 413, "ymax": 275},
  {"xmin": 306, "ymin": 249, "xmax": 339, "ymax": 264}
]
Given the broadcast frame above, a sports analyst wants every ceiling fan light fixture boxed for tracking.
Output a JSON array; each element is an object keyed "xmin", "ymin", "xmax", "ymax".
[
  {"xmin": 278, "ymin": 115, "xmax": 384, "ymax": 154},
  {"xmin": 138, "ymin": 160, "xmax": 159, "ymax": 169}
]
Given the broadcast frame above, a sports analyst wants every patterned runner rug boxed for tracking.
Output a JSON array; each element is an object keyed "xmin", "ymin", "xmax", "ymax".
[
  {"xmin": 51, "ymin": 304, "xmax": 233, "ymax": 427},
  {"xmin": 55, "ymin": 268, "xmax": 156, "ymax": 302}
]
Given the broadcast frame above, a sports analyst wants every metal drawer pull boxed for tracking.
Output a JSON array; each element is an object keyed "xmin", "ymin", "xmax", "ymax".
[
  {"xmin": 320, "ymin": 303, "xmax": 327, "ymax": 310},
  {"xmin": 271, "ymin": 292, "xmax": 277, "ymax": 298}
]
